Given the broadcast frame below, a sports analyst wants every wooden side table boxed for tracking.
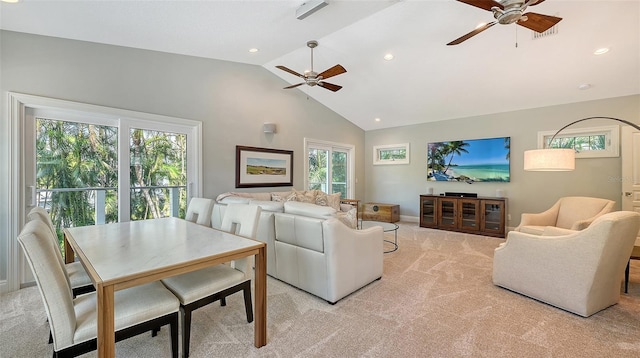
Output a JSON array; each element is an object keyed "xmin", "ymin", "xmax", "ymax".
[{"xmin": 624, "ymin": 238, "xmax": 640, "ymax": 293}]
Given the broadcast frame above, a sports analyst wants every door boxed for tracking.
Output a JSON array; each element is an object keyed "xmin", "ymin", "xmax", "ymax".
[
  {"xmin": 305, "ymin": 139, "xmax": 354, "ymax": 199},
  {"xmin": 621, "ymin": 126, "xmax": 640, "ymax": 242}
]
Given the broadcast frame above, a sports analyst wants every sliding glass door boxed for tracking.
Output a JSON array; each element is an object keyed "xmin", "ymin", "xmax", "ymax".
[{"xmin": 305, "ymin": 139, "xmax": 354, "ymax": 199}]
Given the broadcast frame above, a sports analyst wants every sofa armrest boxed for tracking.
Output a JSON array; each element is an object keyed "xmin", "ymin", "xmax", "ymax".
[{"xmin": 323, "ymin": 218, "xmax": 383, "ymax": 303}]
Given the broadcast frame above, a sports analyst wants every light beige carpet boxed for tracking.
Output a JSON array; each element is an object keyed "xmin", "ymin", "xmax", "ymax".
[{"xmin": 2, "ymin": 222, "xmax": 640, "ymax": 357}]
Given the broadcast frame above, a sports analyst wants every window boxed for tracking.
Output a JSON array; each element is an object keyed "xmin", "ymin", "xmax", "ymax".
[
  {"xmin": 373, "ymin": 143, "xmax": 410, "ymax": 165},
  {"xmin": 304, "ymin": 138, "xmax": 354, "ymax": 199},
  {"xmin": 538, "ymin": 125, "xmax": 619, "ymax": 158}
]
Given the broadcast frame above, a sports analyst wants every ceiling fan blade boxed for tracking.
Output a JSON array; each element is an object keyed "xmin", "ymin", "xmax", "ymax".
[
  {"xmin": 283, "ymin": 83, "xmax": 305, "ymax": 89},
  {"xmin": 447, "ymin": 21, "xmax": 497, "ymax": 46},
  {"xmin": 318, "ymin": 82, "xmax": 342, "ymax": 92},
  {"xmin": 276, "ymin": 65, "xmax": 304, "ymax": 78},
  {"xmin": 317, "ymin": 64, "xmax": 346, "ymax": 80},
  {"xmin": 518, "ymin": 12, "xmax": 562, "ymax": 33},
  {"xmin": 528, "ymin": 0, "xmax": 547, "ymax": 6},
  {"xmin": 456, "ymin": 0, "xmax": 503, "ymax": 12}
]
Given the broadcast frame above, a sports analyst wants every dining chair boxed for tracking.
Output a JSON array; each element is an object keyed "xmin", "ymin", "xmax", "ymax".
[
  {"xmin": 26, "ymin": 207, "xmax": 94, "ymax": 297},
  {"xmin": 185, "ymin": 197, "xmax": 215, "ymax": 226},
  {"xmin": 161, "ymin": 203, "xmax": 261, "ymax": 358},
  {"xmin": 17, "ymin": 219, "xmax": 181, "ymax": 358}
]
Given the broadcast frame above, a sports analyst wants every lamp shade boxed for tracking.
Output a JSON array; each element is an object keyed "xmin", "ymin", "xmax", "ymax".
[{"xmin": 524, "ymin": 148, "xmax": 575, "ymax": 171}]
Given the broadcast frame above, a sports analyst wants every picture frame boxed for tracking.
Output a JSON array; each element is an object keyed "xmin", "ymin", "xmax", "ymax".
[
  {"xmin": 236, "ymin": 145, "xmax": 294, "ymax": 188},
  {"xmin": 373, "ymin": 143, "xmax": 410, "ymax": 165}
]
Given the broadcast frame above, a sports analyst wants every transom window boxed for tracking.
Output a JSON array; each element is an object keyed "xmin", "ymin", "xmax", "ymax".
[{"xmin": 538, "ymin": 125, "xmax": 619, "ymax": 158}]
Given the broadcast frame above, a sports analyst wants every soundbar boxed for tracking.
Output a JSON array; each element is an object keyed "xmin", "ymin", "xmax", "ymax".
[{"xmin": 444, "ymin": 192, "xmax": 478, "ymax": 198}]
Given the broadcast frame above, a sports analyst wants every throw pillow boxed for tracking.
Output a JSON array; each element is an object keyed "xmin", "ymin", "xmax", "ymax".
[
  {"xmin": 326, "ymin": 192, "xmax": 342, "ymax": 211},
  {"xmin": 294, "ymin": 190, "xmax": 316, "ymax": 203},
  {"xmin": 333, "ymin": 207, "xmax": 357, "ymax": 229},
  {"xmin": 315, "ymin": 192, "xmax": 329, "ymax": 207},
  {"xmin": 271, "ymin": 191, "xmax": 296, "ymax": 202}
]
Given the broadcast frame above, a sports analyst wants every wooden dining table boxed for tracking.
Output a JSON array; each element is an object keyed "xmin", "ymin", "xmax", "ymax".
[{"xmin": 63, "ymin": 216, "xmax": 267, "ymax": 357}]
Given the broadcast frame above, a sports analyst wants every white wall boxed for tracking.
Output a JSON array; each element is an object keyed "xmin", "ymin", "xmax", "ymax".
[
  {"xmin": 365, "ymin": 95, "xmax": 640, "ymax": 227},
  {"xmin": 0, "ymin": 30, "xmax": 366, "ymax": 290}
]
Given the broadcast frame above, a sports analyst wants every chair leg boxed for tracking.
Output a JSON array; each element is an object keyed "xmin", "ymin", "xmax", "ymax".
[
  {"xmin": 181, "ymin": 306, "xmax": 192, "ymax": 358},
  {"xmin": 152, "ymin": 327, "xmax": 160, "ymax": 337},
  {"xmin": 170, "ymin": 312, "xmax": 179, "ymax": 358},
  {"xmin": 220, "ymin": 297, "xmax": 226, "ymax": 306},
  {"xmin": 242, "ymin": 281, "xmax": 254, "ymax": 323},
  {"xmin": 49, "ymin": 330, "xmax": 53, "ymax": 344},
  {"xmin": 625, "ymin": 259, "xmax": 630, "ymax": 294}
]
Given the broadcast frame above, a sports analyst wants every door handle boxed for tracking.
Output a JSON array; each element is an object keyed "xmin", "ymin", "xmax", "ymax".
[{"xmin": 625, "ymin": 192, "xmax": 633, "ymax": 197}]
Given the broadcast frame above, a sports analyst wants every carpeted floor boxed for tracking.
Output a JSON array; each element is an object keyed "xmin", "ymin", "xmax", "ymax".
[{"xmin": 2, "ymin": 222, "xmax": 640, "ymax": 357}]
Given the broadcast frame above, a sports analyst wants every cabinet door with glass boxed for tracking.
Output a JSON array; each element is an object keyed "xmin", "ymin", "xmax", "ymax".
[
  {"xmin": 481, "ymin": 199, "xmax": 506, "ymax": 236},
  {"xmin": 459, "ymin": 198, "xmax": 480, "ymax": 231},
  {"xmin": 437, "ymin": 197, "xmax": 458, "ymax": 229},
  {"xmin": 420, "ymin": 196, "xmax": 438, "ymax": 228}
]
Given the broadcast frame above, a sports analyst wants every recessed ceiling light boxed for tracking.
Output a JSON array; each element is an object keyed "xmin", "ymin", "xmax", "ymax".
[
  {"xmin": 383, "ymin": 54, "xmax": 394, "ymax": 61},
  {"xmin": 374, "ymin": 118, "xmax": 381, "ymax": 122},
  {"xmin": 1, "ymin": 0, "xmax": 21, "ymax": 3},
  {"xmin": 593, "ymin": 47, "xmax": 609, "ymax": 55},
  {"xmin": 578, "ymin": 83, "xmax": 592, "ymax": 90},
  {"xmin": 248, "ymin": 48, "xmax": 259, "ymax": 53}
]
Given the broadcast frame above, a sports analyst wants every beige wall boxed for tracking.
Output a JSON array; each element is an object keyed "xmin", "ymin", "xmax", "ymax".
[
  {"xmin": 365, "ymin": 95, "xmax": 640, "ymax": 227},
  {"xmin": 0, "ymin": 30, "xmax": 365, "ymax": 288},
  {"xmin": 0, "ymin": 30, "xmax": 366, "ymax": 199}
]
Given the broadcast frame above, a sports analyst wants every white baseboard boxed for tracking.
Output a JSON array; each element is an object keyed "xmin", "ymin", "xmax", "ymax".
[{"xmin": 400, "ymin": 215, "xmax": 419, "ymax": 223}]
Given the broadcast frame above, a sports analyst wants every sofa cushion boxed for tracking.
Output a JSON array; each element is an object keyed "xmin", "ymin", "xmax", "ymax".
[
  {"xmin": 218, "ymin": 196, "xmax": 251, "ymax": 204},
  {"xmin": 249, "ymin": 200, "xmax": 284, "ymax": 213},
  {"xmin": 284, "ymin": 201, "xmax": 336, "ymax": 219}
]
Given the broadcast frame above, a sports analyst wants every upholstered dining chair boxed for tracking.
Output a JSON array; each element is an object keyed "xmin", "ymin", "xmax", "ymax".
[
  {"xmin": 185, "ymin": 197, "xmax": 215, "ymax": 226},
  {"xmin": 18, "ymin": 219, "xmax": 180, "ymax": 358},
  {"xmin": 26, "ymin": 207, "xmax": 94, "ymax": 297},
  {"xmin": 494, "ymin": 211, "xmax": 640, "ymax": 317},
  {"xmin": 161, "ymin": 203, "xmax": 261, "ymax": 358}
]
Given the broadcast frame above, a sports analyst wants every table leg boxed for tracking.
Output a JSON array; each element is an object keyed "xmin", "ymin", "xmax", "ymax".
[
  {"xmin": 97, "ymin": 284, "xmax": 116, "ymax": 357},
  {"xmin": 254, "ymin": 246, "xmax": 267, "ymax": 347}
]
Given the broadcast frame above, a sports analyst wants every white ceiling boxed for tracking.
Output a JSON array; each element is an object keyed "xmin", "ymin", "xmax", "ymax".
[{"xmin": 1, "ymin": 0, "xmax": 638, "ymax": 131}]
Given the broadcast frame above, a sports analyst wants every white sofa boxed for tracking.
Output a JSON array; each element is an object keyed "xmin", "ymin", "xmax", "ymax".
[{"xmin": 212, "ymin": 191, "xmax": 384, "ymax": 304}]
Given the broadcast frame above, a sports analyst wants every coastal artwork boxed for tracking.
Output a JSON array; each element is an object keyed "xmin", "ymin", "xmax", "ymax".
[
  {"xmin": 427, "ymin": 137, "xmax": 510, "ymax": 183},
  {"xmin": 236, "ymin": 146, "xmax": 293, "ymax": 188}
]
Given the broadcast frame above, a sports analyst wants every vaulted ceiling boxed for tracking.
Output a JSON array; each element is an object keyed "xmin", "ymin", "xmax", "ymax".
[{"xmin": 1, "ymin": 0, "xmax": 638, "ymax": 130}]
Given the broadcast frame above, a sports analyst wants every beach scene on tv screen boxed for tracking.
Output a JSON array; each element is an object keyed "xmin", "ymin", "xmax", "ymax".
[{"xmin": 427, "ymin": 137, "xmax": 510, "ymax": 182}]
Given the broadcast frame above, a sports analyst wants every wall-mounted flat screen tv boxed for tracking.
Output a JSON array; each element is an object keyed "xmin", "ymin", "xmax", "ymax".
[{"xmin": 427, "ymin": 137, "xmax": 510, "ymax": 182}]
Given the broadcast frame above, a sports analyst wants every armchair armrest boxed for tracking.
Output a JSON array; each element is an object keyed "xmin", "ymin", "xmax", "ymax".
[{"xmin": 515, "ymin": 201, "xmax": 561, "ymax": 231}]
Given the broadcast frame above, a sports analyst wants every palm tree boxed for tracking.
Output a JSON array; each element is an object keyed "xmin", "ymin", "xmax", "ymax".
[{"xmin": 442, "ymin": 141, "xmax": 470, "ymax": 175}]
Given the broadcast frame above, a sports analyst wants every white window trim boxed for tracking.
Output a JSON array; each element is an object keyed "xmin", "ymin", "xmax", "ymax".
[
  {"xmin": 4, "ymin": 92, "xmax": 202, "ymax": 293},
  {"xmin": 537, "ymin": 125, "xmax": 619, "ymax": 159},
  {"xmin": 373, "ymin": 143, "xmax": 410, "ymax": 165},
  {"xmin": 303, "ymin": 138, "xmax": 355, "ymax": 199}
]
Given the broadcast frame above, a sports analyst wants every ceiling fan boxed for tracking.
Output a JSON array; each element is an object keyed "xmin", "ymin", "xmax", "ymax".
[
  {"xmin": 447, "ymin": 0, "xmax": 562, "ymax": 45},
  {"xmin": 276, "ymin": 40, "xmax": 346, "ymax": 92}
]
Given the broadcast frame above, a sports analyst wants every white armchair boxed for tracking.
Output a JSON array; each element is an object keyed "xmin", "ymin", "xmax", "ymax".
[
  {"xmin": 515, "ymin": 196, "xmax": 615, "ymax": 235},
  {"xmin": 494, "ymin": 211, "xmax": 640, "ymax": 317}
]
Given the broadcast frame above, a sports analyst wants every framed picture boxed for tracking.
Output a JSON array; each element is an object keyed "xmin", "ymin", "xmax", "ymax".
[
  {"xmin": 373, "ymin": 143, "xmax": 410, "ymax": 165},
  {"xmin": 236, "ymin": 146, "xmax": 294, "ymax": 188}
]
